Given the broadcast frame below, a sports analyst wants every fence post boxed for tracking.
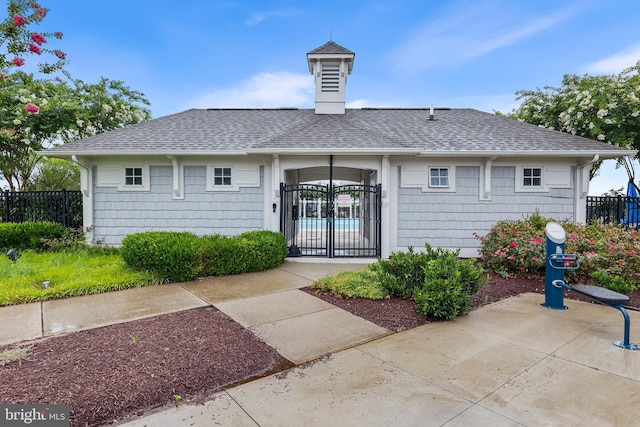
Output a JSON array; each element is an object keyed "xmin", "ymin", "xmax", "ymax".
[
  {"xmin": 3, "ymin": 190, "xmax": 9, "ymax": 223},
  {"xmin": 61, "ymin": 189, "xmax": 67, "ymax": 227}
]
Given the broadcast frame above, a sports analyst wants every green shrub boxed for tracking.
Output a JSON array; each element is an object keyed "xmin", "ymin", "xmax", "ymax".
[
  {"xmin": 412, "ymin": 248, "xmax": 488, "ymax": 320},
  {"xmin": 413, "ymin": 275, "xmax": 469, "ymax": 320},
  {"xmin": 120, "ymin": 231, "xmax": 203, "ymax": 282},
  {"xmin": 200, "ymin": 230, "xmax": 287, "ymax": 276},
  {"xmin": 475, "ymin": 212, "xmax": 640, "ymax": 288},
  {"xmin": 590, "ymin": 270, "xmax": 638, "ymax": 295},
  {"xmin": 319, "ymin": 244, "xmax": 487, "ymax": 320},
  {"xmin": 313, "ymin": 269, "xmax": 388, "ymax": 299},
  {"xmin": 121, "ymin": 230, "xmax": 287, "ymax": 281},
  {"xmin": 0, "ymin": 222, "xmax": 67, "ymax": 251},
  {"xmin": 40, "ymin": 227, "xmax": 87, "ymax": 251},
  {"xmin": 369, "ymin": 246, "xmax": 435, "ymax": 298}
]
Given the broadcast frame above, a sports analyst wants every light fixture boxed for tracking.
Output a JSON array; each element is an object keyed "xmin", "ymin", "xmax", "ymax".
[{"xmin": 6, "ymin": 249, "xmax": 20, "ymax": 262}]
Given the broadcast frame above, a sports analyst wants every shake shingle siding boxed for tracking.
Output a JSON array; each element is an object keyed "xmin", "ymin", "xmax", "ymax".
[
  {"xmin": 93, "ymin": 166, "xmax": 264, "ymax": 245},
  {"xmin": 396, "ymin": 167, "xmax": 574, "ymax": 249},
  {"xmin": 41, "ymin": 106, "xmax": 636, "ymax": 257}
]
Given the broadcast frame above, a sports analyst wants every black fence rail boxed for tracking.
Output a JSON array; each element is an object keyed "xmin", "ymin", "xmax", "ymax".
[
  {"xmin": 1, "ymin": 190, "xmax": 83, "ymax": 228},
  {"xmin": 586, "ymin": 196, "xmax": 640, "ymax": 229}
]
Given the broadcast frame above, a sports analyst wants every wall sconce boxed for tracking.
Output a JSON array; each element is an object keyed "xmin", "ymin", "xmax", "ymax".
[{"xmin": 272, "ymin": 203, "xmax": 277, "ymax": 213}]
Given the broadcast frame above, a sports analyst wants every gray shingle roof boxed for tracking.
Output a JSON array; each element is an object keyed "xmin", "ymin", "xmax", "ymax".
[
  {"xmin": 43, "ymin": 108, "xmax": 635, "ymax": 159},
  {"xmin": 307, "ymin": 41, "xmax": 354, "ymax": 55}
]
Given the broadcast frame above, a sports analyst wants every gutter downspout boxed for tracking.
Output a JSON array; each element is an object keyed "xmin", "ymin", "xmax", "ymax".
[
  {"xmin": 576, "ymin": 154, "xmax": 599, "ymax": 225},
  {"xmin": 71, "ymin": 155, "xmax": 90, "ymax": 197},
  {"xmin": 482, "ymin": 156, "xmax": 497, "ymax": 200},
  {"xmin": 578, "ymin": 155, "xmax": 599, "ymax": 198},
  {"xmin": 166, "ymin": 156, "xmax": 183, "ymax": 199}
]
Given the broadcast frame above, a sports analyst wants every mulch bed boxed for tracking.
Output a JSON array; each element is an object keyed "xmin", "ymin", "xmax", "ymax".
[
  {"xmin": 1, "ymin": 273, "xmax": 638, "ymax": 426},
  {"xmin": 0, "ymin": 307, "xmax": 291, "ymax": 427}
]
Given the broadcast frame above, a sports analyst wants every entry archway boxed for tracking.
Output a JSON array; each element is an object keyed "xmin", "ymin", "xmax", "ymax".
[{"xmin": 280, "ymin": 162, "xmax": 381, "ymax": 257}]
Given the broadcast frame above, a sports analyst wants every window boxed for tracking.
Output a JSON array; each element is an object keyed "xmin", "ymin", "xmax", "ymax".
[
  {"xmin": 429, "ymin": 167, "xmax": 449, "ymax": 187},
  {"xmin": 523, "ymin": 167, "xmax": 542, "ymax": 187},
  {"xmin": 124, "ymin": 167, "xmax": 143, "ymax": 186},
  {"xmin": 213, "ymin": 167, "xmax": 232, "ymax": 186}
]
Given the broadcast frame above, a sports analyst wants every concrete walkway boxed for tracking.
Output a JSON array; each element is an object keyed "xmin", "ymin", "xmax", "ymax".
[{"xmin": 1, "ymin": 260, "xmax": 639, "ymax": 426}]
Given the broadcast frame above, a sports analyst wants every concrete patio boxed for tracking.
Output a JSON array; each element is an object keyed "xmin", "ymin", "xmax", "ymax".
[{"xmin": 1, "ymin": 260, "xmax": 638, "ymax": 426}]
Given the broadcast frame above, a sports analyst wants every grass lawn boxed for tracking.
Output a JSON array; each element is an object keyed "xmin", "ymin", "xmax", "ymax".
[{"xmin": 0, "ymin": 250, "xmax": 163, "ymax": 306}]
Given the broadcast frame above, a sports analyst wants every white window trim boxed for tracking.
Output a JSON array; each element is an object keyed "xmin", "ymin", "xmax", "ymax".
[
  {"xmin": 428, "ymin": 167, "xmax": 451, "ymax": 188},
  {"xmin": 515, "ymin": 165, "xmax": 546, "ymax": 192},
  {"xmin": 400, "ymin": 165, "xmax": 456, "ymax": 192},
  {"xmin": 424, "ymin": 165, "xmax": 456, "ymax": 192},
  {"xmin": 206, "ymin": 165, "xmax": 236, "ymax": 191},
  {"xmin": 119, "ymin": 165, "xmax": 150, "ymax": 191}
]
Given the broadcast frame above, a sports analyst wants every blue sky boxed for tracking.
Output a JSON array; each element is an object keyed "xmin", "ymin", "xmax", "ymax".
[{"xmin": 40, "ymin": 0, "xmax": 640, "ymax": 195}]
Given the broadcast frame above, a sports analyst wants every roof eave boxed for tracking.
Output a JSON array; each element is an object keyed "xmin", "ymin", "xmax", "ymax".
[
  {"xmin": 247, "ymin": 148, "xmax": 420, "ymax": 155},
  {"xmin": 37, "ymin": 150, "xmax": 251, "ymax": 158},
  {"xmin": 417, "ymin": 150, "xmax": 638, "ymax": 159}
]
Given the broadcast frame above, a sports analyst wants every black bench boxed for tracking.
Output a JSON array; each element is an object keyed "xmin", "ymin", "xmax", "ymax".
[{"xmin": 552, "ymin": 280, "xmax": 639, "ymax": 350}]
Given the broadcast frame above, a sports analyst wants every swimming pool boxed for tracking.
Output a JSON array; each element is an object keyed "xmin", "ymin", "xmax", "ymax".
[{"xmin": 296, "ymin": 217, "xmax": 360, "ymax": 230}]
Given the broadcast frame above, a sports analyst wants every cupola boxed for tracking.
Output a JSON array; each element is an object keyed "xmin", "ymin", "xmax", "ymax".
[{"xmin": 307, "ymin": 41, "xmax": 355, "ymax": 114}]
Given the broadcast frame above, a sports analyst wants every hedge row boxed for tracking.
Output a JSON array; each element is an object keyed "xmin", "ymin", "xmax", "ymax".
[
  {"xmin": 120, "ymin": 230, "xmax": 288, "ymax": 282},
  {"xmin": 0, "ymin": 221, "xmax": 68, "ymax": 251}
]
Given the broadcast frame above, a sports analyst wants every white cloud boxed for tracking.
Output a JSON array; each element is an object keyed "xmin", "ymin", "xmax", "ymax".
[
  {"xmin": 388, "ymin": 2, "xmax": 583, "ymax": 71},
  {"xmin": 583, "ymin": 44, "xmax": 640, "ymax": 74},
  {"xmin": 245, "ymin": 8, "xmax": 302, "ymax": 26},
  {"xmin": 188, "ymin": 72, "xmax": 314, "ymax": 109}
]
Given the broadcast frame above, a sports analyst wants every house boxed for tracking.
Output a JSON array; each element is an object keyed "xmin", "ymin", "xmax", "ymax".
[{"xmin": 42, "ymin": 41, "xmax": 636, "ymax": 258}]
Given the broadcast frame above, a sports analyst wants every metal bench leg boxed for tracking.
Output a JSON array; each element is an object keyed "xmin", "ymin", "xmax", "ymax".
[{"xmin": 612, "ymin": 305, "xmax": 639, "ymax": 350}]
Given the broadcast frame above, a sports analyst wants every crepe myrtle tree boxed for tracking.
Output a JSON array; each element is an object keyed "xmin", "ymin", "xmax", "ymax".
[
  {"xmin": 0, "ymin": 1, "xmax": 151, "ymax": 190},
  {"xmin": 0, "ymin": 0, "xmax": 66, "ymax": 75},
  {"xmin": 0, "ymin": 71, "xmax": 150, "ymax": 190},
  {"xmin": 504, "ymin": 61, "xmax": 640, "ymax": 191}
]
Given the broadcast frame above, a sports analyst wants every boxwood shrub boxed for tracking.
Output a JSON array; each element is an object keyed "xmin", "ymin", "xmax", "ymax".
[
  {"xmin": 121, "ymin": 230, "xmax": 288, "ymax": 281},
  {"xmin": 200, "ymin": 230, "xmax": 288, "ymax": 276},
  {"xmin": 120, "ymin": 231, "xmax": 203, "ymax": 282},
  {"xmin": 0, "ymin": 221, "xmax": 67, "ymax": 251}
]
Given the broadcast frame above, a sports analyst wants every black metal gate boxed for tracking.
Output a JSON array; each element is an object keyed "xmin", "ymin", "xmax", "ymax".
[{"xmin": 280, "ymin": 183, "xmax": 381, "ymax": 257}]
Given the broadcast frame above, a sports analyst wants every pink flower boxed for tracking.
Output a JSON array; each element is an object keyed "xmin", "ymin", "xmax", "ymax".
[
  {"xmin": 55, "ymin": 76, "xmax": 62, "ymax": 82},
  {"xmin": 54, "ymin": 50, "xmax": 66, "ymax": 60},
  {"xmin": 25, "ymin": 103, "xmax": 40, "ymax": 114},
  {"xmin": 31, "ymin": 32, "xmax": 46, "ymax": 45},
  {"xmin": 507, "ymin": 255, "xmax": 515, "ymax": 260},
  {"xmin": 633, "ymin": 230, "xmax": 638, "ymax": 235},
  {"xmin": 12, "ymin": 57, "xmax": 25, "ymax": 66},
  {"xmin": 29, "ymin": 44, "xmax": 41, "ymax": 55},
  {"xmin": 510, "ymin": 241, "xmax": 517, "ymax": 249},
  {"xmin": 12, "ymin": 14, "xmax": 27, "ymax": 26},
  {"xmin": 54, "ymin": 31, "xmax": 63, "ymax": 39},
  {"xmin": 34, "ymin": 7, "xmax": 48, "ymax": 22}
]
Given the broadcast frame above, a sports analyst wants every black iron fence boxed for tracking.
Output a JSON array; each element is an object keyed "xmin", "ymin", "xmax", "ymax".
[
  {"xmin": 586, "ymin": 196, "xmax": 640, "ymax": 229},
  {"xmin": 1, "ymin": 190, "xmax": 83, "ymax": 228}
]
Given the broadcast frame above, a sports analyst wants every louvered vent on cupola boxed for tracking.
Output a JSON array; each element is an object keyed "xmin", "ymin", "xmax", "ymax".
[
  {"xmin": 320, "ymin": 63, "xmax": 340, "ymax": 92},
  {"xmin": 307, "ymin": 41, "xmax": 355, "ymax": 114}
]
